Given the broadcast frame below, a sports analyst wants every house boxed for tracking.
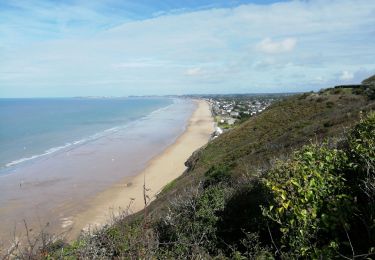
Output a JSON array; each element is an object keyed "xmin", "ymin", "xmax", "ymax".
[
  {"xmin": 230, "ymin": 111, "xmax": 240, "ymax": 117},
  {"xmin": 227, "ymin": 118, "xmax": 236, "ymax": 125},
  {"xmin": 215, "ymin": 127, "xmax": 223, "ymax": 135}
]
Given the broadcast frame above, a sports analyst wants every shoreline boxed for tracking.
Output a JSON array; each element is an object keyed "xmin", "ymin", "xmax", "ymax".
[
  {"xmin": 0, "ymin": 97, "xmax": 175, "ymax": 174},
  {"xmin": 68, "ymin": 99, "xmax": 214, "ymax": 238},
  {"xmin": 0, "ymin": 98, "xmax": 197, "ymax": 245}
]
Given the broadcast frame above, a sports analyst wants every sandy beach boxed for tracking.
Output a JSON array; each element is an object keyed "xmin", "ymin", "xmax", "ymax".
[
  {"xmin": 0, "ymin": 98, "xmax": 213, "ymax": 246},
  {"xmin": 69, "ymin": 99, "xmax": 214, "ymax": 238}
]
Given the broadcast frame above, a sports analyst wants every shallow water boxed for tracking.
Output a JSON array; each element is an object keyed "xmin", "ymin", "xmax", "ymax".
[
  {"xmin": 0, "ymin": 98, "xmax": 196, "ymax": 241},
  {"xmin": 0, "ymin": 97, "xmax": 173, "ymax": 172}
]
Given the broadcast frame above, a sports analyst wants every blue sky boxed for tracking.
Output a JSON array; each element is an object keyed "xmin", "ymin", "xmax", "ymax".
[{"xmin": 0, "ymin": 0, "xmax": 374, "ymax": 97}]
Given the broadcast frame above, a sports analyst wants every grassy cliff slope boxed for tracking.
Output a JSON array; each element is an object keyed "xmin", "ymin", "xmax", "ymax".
[
  {"xmin": 154, "ymin": 85, "xmax": 375, "ymax": 207},
  {"xmin": 3, "ymin": 77, "xmax": 375, "ymax": 259}
]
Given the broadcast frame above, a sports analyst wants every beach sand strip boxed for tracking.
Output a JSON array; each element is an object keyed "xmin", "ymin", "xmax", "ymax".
[{"xmin": 69, "ymin": 99, "xmax": 214, "ymax": 238}]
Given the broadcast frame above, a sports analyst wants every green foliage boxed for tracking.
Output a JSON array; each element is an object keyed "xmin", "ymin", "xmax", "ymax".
[
  {"xmin": 18, "ymin": 89, "xmax": 375, "ymax": 259},
  {"xmin": 195, "ymin": 87, "xmax": 372, "ymax": 181},
  {"xmin": 263, "ymin": 144, "xmax": 352, "ymax": 257},
  {"xmin": 347, "ymin": 112, "xmax": 375, "ymax": 175},
  {"xmin": 362, "ymin": 74, "xmax": 375, "ymax": 85},
  {"xmin": 326, "ymin": 101, "xmax": 334, "ymax": 108},
  {"xmin": 364, "ymin": 85, "xmax": 375, "ymax": 100},
  {"xmin": 263, "ymin": 112, "xmax": 375, "ymax": 258},
  {"xmin": 204, "ymin": 164, "xmax": 232, "ymax": 187},
  {"xmin": 159, "ymin": 178, "xmax": 178, "ymax": 195},
  {"xmin": 217, "ymin": 180, "xmax": 272, "ymax": 253},
  {"xmin": 343, "ymin": 112, "xmax": 375, "ymax": 253},
  {"xmin": 218, "ymin": 122, "xmax": 233, "ymax": 129},
  {"xmin": 156, "ymin": 184, "xmax": 231, "ymax": 256},
  {"xmin": 231, "ymin": 232, "xmax": 273, "ymax": 260}
]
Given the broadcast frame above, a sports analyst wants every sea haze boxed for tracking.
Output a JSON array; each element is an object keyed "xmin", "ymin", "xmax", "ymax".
[{"xmin": 0, "ymin": 97, "xmax": 172, "ymax": 172}]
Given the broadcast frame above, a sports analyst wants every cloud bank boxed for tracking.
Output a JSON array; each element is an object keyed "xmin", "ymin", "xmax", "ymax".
[
  {"xmin": 257, "ymin": 38, "xmax": 297, "ymax": 54},
  {"xmin": 0, "ymin": 0, "xmax": 375, "ymax": 97}
]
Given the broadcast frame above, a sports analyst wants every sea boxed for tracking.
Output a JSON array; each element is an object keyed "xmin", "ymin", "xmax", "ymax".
[
  {"xmin": 0, "ymin": 97, "xmax": 182, "ymax": 174},
  {"xmin": 0, "ymin": 97, "xmax": 197, "ymax": 240}
]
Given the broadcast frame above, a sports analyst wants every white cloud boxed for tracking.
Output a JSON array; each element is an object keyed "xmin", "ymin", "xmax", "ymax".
[
  {"xmin": 184, "ymin": 67, "xmax": 204, "ymax": 76},
  {"xmin": 336, "ymin": 68, "xmax": 374, "ymax": 84},
  {"xmin": 340, "ymin": 70, "xmax": 354, "ymax": 81},
  {"xmin": 315, "ymin": 76, "xmax": 325, "ymax": 82},
  {"xmin": 112, "ymin": 59, "xmax": 175, "ymax": 69},
  {"xmin": 1, "ymin": 0, "xmax": 375, "ymax": 96},
  {"xmin": 256, "ymin": 37, "xmax": 297, "ymax": 54}
]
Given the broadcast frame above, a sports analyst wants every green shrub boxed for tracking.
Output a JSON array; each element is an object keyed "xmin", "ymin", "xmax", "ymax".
[
  {"xmin": 262, "ymin": 112, "xmax": 375, "ymax": 258},
  {"xmin": 160, "ymin": 178, "xmax": 178, "ymax": 195},
  {"xmin": 343, "ymin": 112, "xmax": 375, "ymax": 254},
  {"xmin": 332, "ymin": 88, "xmax": 342, "ymax": 95},
  {"xmin": 204, "ymin": 164, "xmax": 232, "ymax": 187},
  {"xmin": 263, "ymin": 143, "xmax": 352, "ymax": 257},
  {"xmin": 231, "ymin": 232, "xmax": 273, "ymax": 260},
  {"xmin": 347, "ymin": 112, "xmax": 375, "ymax": 176},
  {"xmin": 217, "ymin": 180, "xmax": 273, "ymax": 254},
  {"xmin": 156, "ymin": 184, "xmax": 232, "ymax": 255},
  {"xmin": 364, "ymin": 85, "xmax": 375, "ymax": 100},
  {"xmin": 326, "ymin": 101, "xmax": 334, "ymax": 108}
]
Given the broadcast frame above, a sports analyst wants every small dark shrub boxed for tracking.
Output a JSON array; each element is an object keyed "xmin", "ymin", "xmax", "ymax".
[
  {"xmin": 217, "ymin": 179, "xmax": 274, "ymax": 253},
  {"xmin": 204, "ymin": 164, "xmax": 232, "ymax": 187},
  {"xmin": 323, "ymin": 121, "xmax": 333, "ymax": 128},
  {"xmin": 333, "ymin": 88, "xmax": 342, "ymax": 94},
  {"xmin": 326, "ymin": 101, "xmax": 334, "ymax": 108}
]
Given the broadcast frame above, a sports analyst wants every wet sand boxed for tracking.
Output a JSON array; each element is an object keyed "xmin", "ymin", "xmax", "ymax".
[
  {"xmin": 0, "ymin": 99, "xmax": 214, "ymax": 245},
  {"xmin": 70, "ymin": 99, "xmax": 214, "ymax": 237}
]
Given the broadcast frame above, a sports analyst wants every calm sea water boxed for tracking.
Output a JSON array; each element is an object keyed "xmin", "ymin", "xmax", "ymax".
[{"xmin": 0, "ymin": 97, "xmax": 173, "ymax": 172}]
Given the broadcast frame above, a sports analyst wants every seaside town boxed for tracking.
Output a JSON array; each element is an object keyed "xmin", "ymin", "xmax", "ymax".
[{"xmin": 200, "ymin": 94, "xmax": 289, "ymax": 138}]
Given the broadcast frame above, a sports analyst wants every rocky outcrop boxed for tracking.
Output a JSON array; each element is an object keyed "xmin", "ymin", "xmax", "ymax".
[{"xmin": 184, "ymin": 146, "xmax": 206, "ymax": 173}]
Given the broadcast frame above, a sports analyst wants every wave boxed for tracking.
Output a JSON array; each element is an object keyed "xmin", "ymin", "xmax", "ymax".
[{"xmin": 3, "ymin": 98, "xmax": 183, "ymax": 170}]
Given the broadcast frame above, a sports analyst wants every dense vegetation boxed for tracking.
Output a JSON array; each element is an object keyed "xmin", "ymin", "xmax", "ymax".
[{"xmin": 2, "ymin": 76, "xmax": 375, "ymax": 259}]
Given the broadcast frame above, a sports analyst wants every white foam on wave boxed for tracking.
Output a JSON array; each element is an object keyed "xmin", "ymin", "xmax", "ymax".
[
  {"xmin": 3, "ymin": 98, "xmax": 182, "ymax": 170},
  {"xmin": 4, "ymin": 126, "xmax": 126, "ymax": 168},
  {"xmin": 6, "ymin": 142, "xmax": 77, "ymax": 168}
]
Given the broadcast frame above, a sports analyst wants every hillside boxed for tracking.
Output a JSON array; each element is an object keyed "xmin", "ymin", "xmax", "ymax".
[
  {"xmin": 154, "ymin": 84, "xmax": 375, "ymax": 206},
  {"xmin": 362, "ymin": 74, "xmax": 375, "ymax": 85},
  {"xmin": 3, "ymin": 78, "xmax": 375, "ymax": 259}
]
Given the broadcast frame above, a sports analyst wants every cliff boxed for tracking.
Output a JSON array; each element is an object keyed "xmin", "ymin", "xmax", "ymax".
[{"xmin": 5, "ymin": 78, "xmax": 375, "ymax": 259}]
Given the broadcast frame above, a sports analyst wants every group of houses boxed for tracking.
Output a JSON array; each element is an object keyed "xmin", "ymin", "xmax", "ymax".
[{"xmin": 206, "ymin": 96, "xmax": 276, "ymax": 138}]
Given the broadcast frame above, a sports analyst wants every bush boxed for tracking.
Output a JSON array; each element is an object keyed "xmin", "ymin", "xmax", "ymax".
[
  {"xmin": 231, "ymin": 232, "xmax": 273, "ymax": 260},
  {"xmin": 347, "ymin": 112, "xmax": 375, "ymax": 176},
  {"xmin": 263, "ymin": 112, "xmax": 375, "ymax": 258},
  {"xmin": 343, "ymin": 112, "xmax": 375, "ymax": 254},
  {"xmin": 364, "ymin": 85, "xmax": 375, "ymax": 100},
  {"xmin": 156, "ymin": 184, "xmax": 232, "ymax": 256},
  {"xmin": 216, "ymin": 179, "xmax": 273, "ymax": 254},
  {"xmin": 204, "ymin": 164, "xmax": 232, "ymax": 187},
  {"xmin": 263, "ymin": 143, "xmax": 352, "ymax": 257},
  {"xmin": 326, "ymin": 101, "xmax": 334, "ymax": 108}
]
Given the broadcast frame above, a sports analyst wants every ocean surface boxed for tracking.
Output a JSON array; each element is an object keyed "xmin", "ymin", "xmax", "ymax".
[
  {"xmin": 0, "ymin": 97, "xmax": 173, "ymax": 173},
  {"xmin": 0, "ymin": 96, "xmax": 198, "ymax": 241}
]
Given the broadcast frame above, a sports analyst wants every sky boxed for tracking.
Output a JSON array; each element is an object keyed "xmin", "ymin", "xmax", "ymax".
[{"xmin": 0, "ymin": 0, "xmax": 374, "ymax": 97}]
